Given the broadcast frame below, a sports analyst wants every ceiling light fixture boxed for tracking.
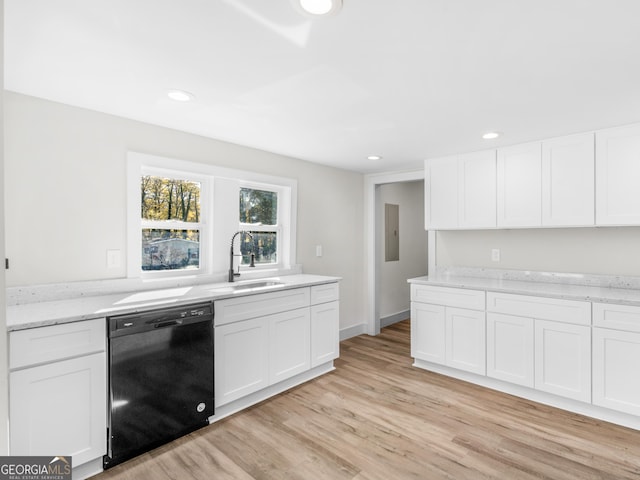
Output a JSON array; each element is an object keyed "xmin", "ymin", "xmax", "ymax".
[
  {"xmin": 482, "ymin": 131, "xmax": 501, "ymax": 140},
  {"xmin": 296, "ymin": 0, "xmax": 343, "ymax": 16},
  {"xmin": 367, "ymin": 155, "xmax": 382, "ymax": 161},
  {"xmin": 167, "ymin": 89, "xmax": 194, "ymax": 102}
]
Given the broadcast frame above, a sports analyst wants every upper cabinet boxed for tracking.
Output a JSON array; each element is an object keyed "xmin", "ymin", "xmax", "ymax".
[
  {"xmin": 497, "ymin": 142, "xmax": 542, "ymax": 228},
  {"xmin": 425, "ymin": 151, "xmax": 496, "ymax": 230},
  {"xmin": 458, "ymin": 150, "xmax": 497, "ymax": 229},
  {"xmin": 425, "ymin": 122, "xmax": 640, "ymax": 230},
  {"xmin": 425, "ymin": 156, "xmax": 458, "ymax": 230},
  {"xmin": 542, "ymin": 132, "xmax": 595, "ymax": 226},
  {"xmin": 596, "ymin": 124, "xmax": 640, "ymax": 225}
]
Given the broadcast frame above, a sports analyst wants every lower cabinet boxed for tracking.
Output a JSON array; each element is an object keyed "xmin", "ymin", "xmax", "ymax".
[
  {"xmin": 10, "ymin": 353, "xmax": 107, "ymax": 465},
  {"xmin": 534, "ymin": 320, "xmax": 591, "ymax": 402},
  {"xmin": 411, "ymin": 302, "xmax": 446, "ymax": 365},
  {"xmin": 215, "ymin": 317, "xmax": 270, "ymax": 406},
  {"xmin": 310, "ymin": 301, "xmax": 340, "ymax": 368},
  {"xmin": 269, "ymin": 309, "xmax": 311, "ymax": 384},
  {"xmin": 445, "ymin": 307, "xmax": 486, "ymax": 375},
  {"xmin": 410, "ymin": 289, "xmax": 485, "ymax": 375},
  {"xmin": 487, "ymin": 313, "xmax": 534, "ymax": 387},
  {"xmin": 593, "ymin": 327, "xmax": 640, "ymax": 416},
  {"xmin": 215, "ymin": 283, "xmax": 340, "ymax": 408}
]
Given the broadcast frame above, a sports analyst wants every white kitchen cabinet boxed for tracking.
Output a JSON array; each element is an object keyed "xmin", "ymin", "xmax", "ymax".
[
  {"xmin": 596, "ymin": 123, "xmax": 640, "ymax": 225},
  {"xmin": 215, "ymin": 283, "xmax": 340, "ymax": 408},
  {"xmin": 410, "ymin": 285, "xmax": 485, "ymax": 373},
  {"xmin": 458, "ymin": 150, "xmax": 497, "ymax": 228},
  {"xmin": 10, "ymin": 353, "xmax": 106, "ymax": 466},
  {"xmin": 311, "ymin": 301, "xmax": 339, "ymax": 368},
  {"xmin": 534, "ymin": 320, "xmax": 591, "ymax": 402},
  {"xmin": 445, "ymin": 307, "xmax": 486, "ymax": 375},
  {"xmin": 497, "ymin": 142, "xmax": 542, "ymax": 227},
  {"xmin": 269, "ymin": 308, "xmax": 311, "ymax": 384},
  {"xmin": 411, "ymin": 302, "xmax": 446, "ymax": 365},
  {"xmin": 592, "ymin": 302, "xmax": 640, "ymax": 416},
  {"xmin": 215, "ymin": 317, "xmax": 269, "ymax": 407},
  {"xmin": 593, "ymin": 327, "xmax": 640, "ymax": 416},
  {"xmin": 542, "ymin": 133, "xmax": 595, "ymax": 226},
  {"xmin": 425, "ymin": 156, "xmax": 458, "ymax": 229},
  {"xmin": 9, "ymin": 319, "xmax": 107, "ymax": 469},
  {"xmin": 486, "ymin": 312, "xmax": 534, "ymax": 387}
]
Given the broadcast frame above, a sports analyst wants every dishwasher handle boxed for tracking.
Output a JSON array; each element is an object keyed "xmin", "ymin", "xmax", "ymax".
[{"xmin": 154, "ymin": 319, "xmax": 183, "ymax": 328}]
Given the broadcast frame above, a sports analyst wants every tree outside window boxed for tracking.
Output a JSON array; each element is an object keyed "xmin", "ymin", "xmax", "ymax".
[
  {"xmin": 239, "ymin": 187, "xmax": 278, "ymax": 265},
  {"xmin": 141, "ymin": 175, "xmax": 202, "ymax": 271}
]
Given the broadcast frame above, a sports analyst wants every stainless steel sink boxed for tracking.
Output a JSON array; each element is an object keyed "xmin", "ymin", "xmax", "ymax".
[{"xmin": 208, "ymin": 280, "xmax": 285, "ymax": 294}]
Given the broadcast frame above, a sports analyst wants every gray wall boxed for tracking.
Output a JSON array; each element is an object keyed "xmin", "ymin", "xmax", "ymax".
[
  {"xmin": 1, "ymin": 0, "xmax": 9, "ymax": 455},
  {"xmin": 437, "ymin": 227, "xmax": 640, "ymax": 275},
  {"xmin": 4, "ymin": 92, "xmax": 365, "ymax": 331}
]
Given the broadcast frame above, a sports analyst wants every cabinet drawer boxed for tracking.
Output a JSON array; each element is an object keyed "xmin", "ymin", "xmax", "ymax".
[
  {"xmin": 487, "ymin": 292, "xmax": 590, "ymax": 325},
  {"xmin": 593, "ymin": 303, "xmax": 640, "ymax": 333},
  {"xmin": 215, "ymin": 287, "xmax": 310, "ymax": 326},
  {"xmin": 310, "ymin": 282, "xmax": 339, "ymax": 305},
  {"xmin": 10, "ymin": 318, "xmax": 106, "ymax": 370},
  {"xmin": 411, "ymin": 285, "xmax": 485, "ymax": 310}
]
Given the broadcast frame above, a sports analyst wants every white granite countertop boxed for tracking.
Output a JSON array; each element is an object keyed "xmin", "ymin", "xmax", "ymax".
[
  {"xmin": 408, "ymin": 272, "xmax": 640, "ymax": 306},
  {"xmin": 7, "ymin": 274, "xmax": 340, "ymax": 331}
]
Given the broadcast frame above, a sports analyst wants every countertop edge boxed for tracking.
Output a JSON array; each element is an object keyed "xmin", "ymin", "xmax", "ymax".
[
  {"xmin": 408, "ymin": 275, "xmax": 640, "ymax": 307},
  {"xmin": 7, "ymin": 274, "xmax": 341, "ymax": 332}
]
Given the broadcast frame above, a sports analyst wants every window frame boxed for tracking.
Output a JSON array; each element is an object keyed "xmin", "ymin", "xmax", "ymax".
[
  {"xmin": 238, "ymin": 182, "xmax": 284, "ymax": 270},
  {"xmin": 127, "ymin": 151, "xmax": 297, "ymax": 280}
]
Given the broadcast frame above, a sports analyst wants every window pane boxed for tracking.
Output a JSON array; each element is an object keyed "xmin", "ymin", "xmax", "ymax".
[
  {"xmin": 142, "ymin": 229, "xmax": 200, "ymax": 271},
  {"xmin": 141, "ymin": 175, "xmax": 201, "ymax": 222},
  {"xmin": 240, "ymin": 232, "xmax": 277, "ymax": 265},
  {"xmin": 240, "ymin": 188, "xmax": 277, "ymax": 226}
]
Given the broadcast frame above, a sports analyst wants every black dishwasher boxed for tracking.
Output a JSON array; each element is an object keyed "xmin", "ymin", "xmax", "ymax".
[{"xmin": 104, "ymin": 302, "xmax": 214, "ymax": 469}]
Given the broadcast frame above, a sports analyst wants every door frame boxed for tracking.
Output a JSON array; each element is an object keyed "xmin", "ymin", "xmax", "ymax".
[{"xmin": 364, "ymin": 169, "xmax": 433, "ymax": 335}]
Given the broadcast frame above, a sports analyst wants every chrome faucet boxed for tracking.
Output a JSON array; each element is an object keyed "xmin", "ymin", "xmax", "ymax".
[{"xmin": 228, "ymin": 231, "xmax": 254, "ymax": 282}]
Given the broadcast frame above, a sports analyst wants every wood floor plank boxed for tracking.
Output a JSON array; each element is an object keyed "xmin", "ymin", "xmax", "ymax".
[{"xmin": 91, "ymin": 320, "xmax": 640, "ymax": 480}]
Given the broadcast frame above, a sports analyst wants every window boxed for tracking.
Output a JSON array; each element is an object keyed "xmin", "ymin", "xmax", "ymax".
[
  {"xmin": 128, "ymin": 151, "xmax": 297, "ymax": 279},
  {"xmin": 239, "ymin": 186, "xmax": 279, "ymax": 266},
  {"xmin": 140, "ymin": 175, "xmax": 204, "ymax": 272}
]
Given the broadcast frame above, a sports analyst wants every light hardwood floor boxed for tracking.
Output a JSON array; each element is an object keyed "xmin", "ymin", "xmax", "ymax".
[{"xmin": 92, "ymin": 320, "xmax": 640, "ymax": 479}]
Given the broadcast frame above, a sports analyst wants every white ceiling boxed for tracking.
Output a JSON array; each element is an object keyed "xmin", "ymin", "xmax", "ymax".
[{"xmin": 5, "ymin": 0, "xmax": 640, "ymax": 173}]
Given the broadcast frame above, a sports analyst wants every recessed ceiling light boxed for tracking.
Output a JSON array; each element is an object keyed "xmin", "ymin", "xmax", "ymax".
[
  {"xmin": 296, "ymin": 0, "xmax": 342, "ymax": 16},
  {"xmin": 367, "ymin": 155, "xmax": 382, "ymax": 161},
  {"xmin": 167, "ymin": 90, "xmax": 194, "ymax": 102},
  {"xmin": 482, "ymin": 131, "xmax": 501, "ymax": 140}
]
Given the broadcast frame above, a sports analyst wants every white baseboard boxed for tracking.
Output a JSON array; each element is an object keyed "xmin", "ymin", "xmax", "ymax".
[
  {"xmin": 380, "ymin": 310, "xmax": 410, "ymax": 328},
  {"xmin": 340, "ymin": 323, "xmax": 367, "ymax": 341}
]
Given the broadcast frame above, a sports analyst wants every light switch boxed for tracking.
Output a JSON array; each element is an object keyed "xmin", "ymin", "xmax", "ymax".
[{"xmin": 316, "ymin": 245, "xmax": 323, "ymax": 257}]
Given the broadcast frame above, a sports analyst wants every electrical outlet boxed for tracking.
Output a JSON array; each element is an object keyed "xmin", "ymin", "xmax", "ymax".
[
  {"xmin": 491, "ymin": 248, "xmax": 501, "ymax": 262},
  {"xmin": 316, "ymin": 245, "xmax": 323, "ymax": 257}
]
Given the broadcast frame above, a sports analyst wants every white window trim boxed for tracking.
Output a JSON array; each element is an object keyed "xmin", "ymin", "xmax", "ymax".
[{"xmin": 127, "ymin": 151, "xmax": 298, "ymax": 281}]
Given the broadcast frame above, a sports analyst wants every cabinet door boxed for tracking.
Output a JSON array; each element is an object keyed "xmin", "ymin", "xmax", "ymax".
[
  {"xmin": 410, "ymin": 302, "xmax": 446, "ymax": 364},
  {"xmin": 445, "ymin": 307, "xmax": 486, "ymax": 375},
  {"xmin": 497, "ymin": 142, "xmax": 542, "ymax": 227},
  {"xmin": 593, "ymin": 328, "xmax": 640, "ymax": 416},
  {"xmin": 269, "ymin": 308, "xmax": 311, "ymax": 384},
  {"xmin": 458, "ymin": 150, "xmax": 497, "ymax": 228},
  {"xmin": 534, "ymin": 320, "xmax": 591, "ymax": 402},
  {"xmin": 311, "ymin": 301, "xmax": 339, "ymax": 368},
  {"xmin": 486, "ymin": 313, "xmax": 534, "ymax": 387},
  {"xmin": 542, "ymin": 133, "xmax": 595, "ymax": 226},
  {"xmin": 10, "ymin": 353, "xmax": 107, "ymax": 466},
  {"xmin": 425, "ymin": 156, "xmax": 458, "ymax": 229},
  {"xmin": 215, "ymin": 318, "xmax": 269, "ymax": 407},
  {"xmin": 596, "ymin": 124, "xmax": 640, "ymax": 225}
]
